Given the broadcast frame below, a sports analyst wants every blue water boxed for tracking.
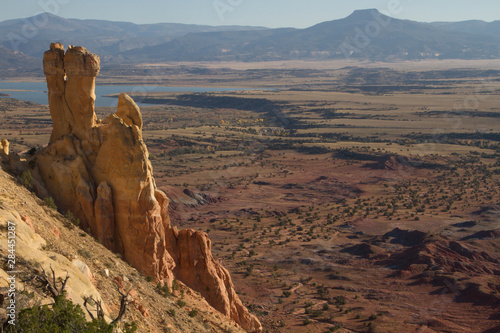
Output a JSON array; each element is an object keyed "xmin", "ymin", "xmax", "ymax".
[{"xmin": 0, "ymin": 81, "xmax": 258, "ymax": 107}]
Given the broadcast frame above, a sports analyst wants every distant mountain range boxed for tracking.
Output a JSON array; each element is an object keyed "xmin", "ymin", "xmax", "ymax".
[
  {"xmin": 1, "ymin": 9, "xmax": 500, "ymax": 74},
  {"xmin": 0, "ymin": 12, "xmax": 266, "ymax": 60},
  {"xmin": 428, "ymin": 20, "xmax": 500, "ymax": 37},
  {"xmin": 138, "ymin": 9, "xmax": 498, "ymax": 62},
  {"xmin": 0, "ymin": 46, "xmax": 39, "ymax": 76}
]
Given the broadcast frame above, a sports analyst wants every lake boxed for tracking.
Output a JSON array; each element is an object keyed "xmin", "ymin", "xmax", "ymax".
[{"xmin": 0, "ymin": 81, "xmax": 258, "ymax": 107}]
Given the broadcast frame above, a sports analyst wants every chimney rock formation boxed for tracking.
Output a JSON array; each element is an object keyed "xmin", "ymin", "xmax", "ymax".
[{"xmin": 35, "ymin": 43, "xmax": 261, "ymax": 332}]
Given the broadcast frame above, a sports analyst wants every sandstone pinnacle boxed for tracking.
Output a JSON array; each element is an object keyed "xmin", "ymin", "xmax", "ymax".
[{"xmin": 34, "ymin": 43, "xmax": 262, "ymax": 332}]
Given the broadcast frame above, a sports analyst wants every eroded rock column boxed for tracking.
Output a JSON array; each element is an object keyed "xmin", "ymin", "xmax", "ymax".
[
  {"xmin": 64, "ymin": 46, "xmax": 99, "ymax": 139},
  {"xmin": 43, "ymin": 42, "xmax": 70, "ymax": 142},
  {"xmin": 38, "ymin": 43, "xmax": 262, "ymax": 333}
]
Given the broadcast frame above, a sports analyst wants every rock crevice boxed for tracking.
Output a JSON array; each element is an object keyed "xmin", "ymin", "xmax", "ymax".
[{"xmin": 35, "ymin": 43, "xmax": 261, "ymax": 332}]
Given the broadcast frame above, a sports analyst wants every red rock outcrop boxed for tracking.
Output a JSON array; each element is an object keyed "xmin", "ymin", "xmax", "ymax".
[
  {"xmin": 167, "ymin": 228, "xmax": 259, "ymax": 328},
  {"xmin": 34, "ymin": 43, "xmax": 261, "ymax": 332}
]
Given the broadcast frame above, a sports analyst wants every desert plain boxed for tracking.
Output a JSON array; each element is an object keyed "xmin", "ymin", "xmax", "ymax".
[{"xmin": 1, "ymin": 59, "xmax": 500, "ymax": 333}]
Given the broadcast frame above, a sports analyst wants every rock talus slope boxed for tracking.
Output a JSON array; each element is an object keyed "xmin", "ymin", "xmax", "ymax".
[{"xmin": 34, "ymin": 43, "xmax": 261, "ymax": 332}]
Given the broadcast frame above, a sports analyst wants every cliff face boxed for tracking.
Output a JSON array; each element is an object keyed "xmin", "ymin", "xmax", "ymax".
[{"xmin": 34, "ymin": 43, "xmax": 261, "ymax": 332}]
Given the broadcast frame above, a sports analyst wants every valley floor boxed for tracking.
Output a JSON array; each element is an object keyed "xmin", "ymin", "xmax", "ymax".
[{"xmin": 1, "ymin": 60, "xmax": 500, "ymax": 332}]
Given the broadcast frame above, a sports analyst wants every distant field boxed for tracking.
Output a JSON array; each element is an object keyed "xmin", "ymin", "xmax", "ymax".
[{"xmin": 135, "ymin": 59, "xmax": 500, "ymax": 71}]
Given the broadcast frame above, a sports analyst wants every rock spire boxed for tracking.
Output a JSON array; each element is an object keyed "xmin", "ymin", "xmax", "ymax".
[{"xmin": 35, "ymin": 43, "xmax": 261, "ymax": 332}]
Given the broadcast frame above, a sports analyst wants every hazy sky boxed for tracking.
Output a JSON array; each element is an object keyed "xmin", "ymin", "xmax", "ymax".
[{"xmin": 1, "ymin": 0, "xmax": 499, "ymax": 28}]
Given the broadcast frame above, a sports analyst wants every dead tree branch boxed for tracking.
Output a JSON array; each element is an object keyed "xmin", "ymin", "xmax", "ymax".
[
  {"xmin": 83, "ymin": 287, "xmax": 130, "ymax": 325},
  {"xmin": 34, "ymin": 265, "xmax": 70, "ymax": 299},
  {"xmin": 83, "ymin": 296, "xmax": 105, "ymax": 321},
  {"xmin": 111, "ymin": 287, "xmax": 131, "ymax": 325}
]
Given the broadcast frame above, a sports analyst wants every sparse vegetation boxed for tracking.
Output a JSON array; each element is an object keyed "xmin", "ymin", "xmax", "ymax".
[
  {"xmin": 20, "ymin": 170, "xmax": 32, "ymax": 189},
  {"xmin": 7, "ymin": 294, "xmax": 120, "ymax": 333},
  {"xmin": 44, "ymin": 196, "xmax": 57, "ymax": 210},
  {"xmin": 5, "ymin": 267, "xmax": 136, "ymax": 332},
  {"xmin": 156, "ymin": 283, "xmax": 172, "ymax": 297},
  {"xmin": 77, "ymin": 248, "xmax": 92, "ymax": 259},
  {"xmin": 65, "ymin": 210, "xmax": 80, "ymax": 226}
]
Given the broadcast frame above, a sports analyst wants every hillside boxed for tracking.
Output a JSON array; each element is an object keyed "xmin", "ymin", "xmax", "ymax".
[
  {"xmin": 0, "ymin": 46, "xmax": 38, "ymax": 77},
  {"xmin": 0, "ymin": 165, "xmax": 246, "ymax": 332}
]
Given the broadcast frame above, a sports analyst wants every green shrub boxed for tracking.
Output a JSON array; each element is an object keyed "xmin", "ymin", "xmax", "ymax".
[
  {"xmin": 172, "ymin": 279, "xmax": 179, "ymax": 291},
  {"xmin": 334, "ymin": 296, "xmax": 346, "ymax": 305},
  {"xmin": 77, "ymin": 249, "xmax": 92, "ymax": 259},
  {"xmin": 156, "ymin": 283, "xmax": 171, "ymax": 297},
  {"xmin": 310, "ymin": 309, "xmax": 323, "ymax": 317},
  {"xmin": 10, "ymin": 295, "xmax": 90, "ymax": 332},
  {"xmin": 188, "ymin": 309, "xmax": 198, "ymax": 318},
  {"xmin": 65, "ymin": 211, "xmax": 80, "ymax": 226},
  {"xmin": 244, "ymin": 265, "xmax": 254, "ymax": 277},
  {"xmin": 44, "ymin": 197, "xmax": 57, "ymax": 210},
  {"xmin": 5, "ymin": 294, "xmax": 136, "ymax": 332},
  {"xmin": 328, "ymin": 323, "xmax": 343, "ymax": 332},
  {"xmin": 21, "ymin": 170, "xmax": 32, "ymax": 189}
]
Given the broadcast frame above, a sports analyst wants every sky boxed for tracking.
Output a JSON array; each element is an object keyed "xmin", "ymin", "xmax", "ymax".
[{"xmin": 1, "ymin": 0, "xmax": 499, "ymax": 28}]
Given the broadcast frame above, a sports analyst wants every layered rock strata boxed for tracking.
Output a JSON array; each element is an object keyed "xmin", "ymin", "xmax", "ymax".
[{"xmin": 35, "ymin": 43, "xmax": 261, "ymax": 332}]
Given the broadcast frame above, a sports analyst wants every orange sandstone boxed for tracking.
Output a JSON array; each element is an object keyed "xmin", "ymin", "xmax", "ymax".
[{"xmin": 35, "ymin": 43, "xmax": 261, "ymax": 332}]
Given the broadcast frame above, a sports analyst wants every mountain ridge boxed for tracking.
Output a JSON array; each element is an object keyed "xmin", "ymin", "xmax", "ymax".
[
  {"xmin": 0, "ymin": 12, "xmax": 269, "ymax": 60},
  {"xmin": 428, "ymin": 19, "xmax": 500, "ymax": 37},
  {"xmin": 132, "ymin": 8, "xmax": 499, "ymax": 62},
  {"xmin": 1, "ymin": 9, "xmax": 499, "ymax": 73}
]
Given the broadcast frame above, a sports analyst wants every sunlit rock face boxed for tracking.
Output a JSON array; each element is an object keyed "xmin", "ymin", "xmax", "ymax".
[{"xmin": 35, "ymin": 43, "xmax": 262, "ymax": 332}]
